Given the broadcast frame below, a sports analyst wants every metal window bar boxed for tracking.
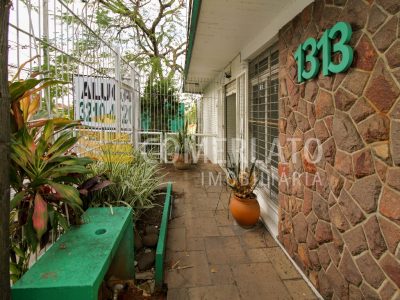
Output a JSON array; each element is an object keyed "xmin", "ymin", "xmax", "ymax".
[{"xmin": 249, "ymin": 46, "xmax": 279, "ymax": 203}]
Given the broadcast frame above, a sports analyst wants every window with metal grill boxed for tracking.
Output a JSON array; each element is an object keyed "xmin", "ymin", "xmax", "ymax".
[{"xmin": 249, "ymin": 47, "xmax": 279, "ymax": 203}]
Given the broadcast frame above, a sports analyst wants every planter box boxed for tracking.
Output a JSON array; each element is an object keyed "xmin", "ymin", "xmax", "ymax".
[{"xmin": 155, "ymin": 182, "xmax": 172, "ymax": 289}]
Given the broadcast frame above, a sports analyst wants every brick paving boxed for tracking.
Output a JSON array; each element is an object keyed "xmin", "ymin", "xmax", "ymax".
[{"xmin": 161, "ymin": 161, "xmax": 318, "ymax": 300}]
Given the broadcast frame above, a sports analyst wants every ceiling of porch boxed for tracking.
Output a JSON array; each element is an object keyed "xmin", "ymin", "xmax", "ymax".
[{"xmin": 186, "ymin": 0, "xmax": 288, "ymax": 81}]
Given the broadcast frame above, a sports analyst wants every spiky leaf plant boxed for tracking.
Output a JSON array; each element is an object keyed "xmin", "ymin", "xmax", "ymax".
[
  {"xmin": 9, "ymin": 57, "xmax": 92, "ymax": 282},
  {"xmin": 226, "ymin": 153, "xmax": 260, "ymax": 199},
  {"xmin": 86, "ymin": 147, "xmax": 163, "ymax": 219}
]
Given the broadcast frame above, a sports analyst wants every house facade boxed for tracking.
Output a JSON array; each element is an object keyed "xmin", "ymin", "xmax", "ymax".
[{"xmin": 185, "ymin": 0, "xmax": 400, "ymax": 298}]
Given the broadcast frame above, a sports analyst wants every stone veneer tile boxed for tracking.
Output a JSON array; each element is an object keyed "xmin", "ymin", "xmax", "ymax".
[
  {"xmin": 379, "ymin": 280, "xmax": 397, "ymax": 300},
  {"xmin": 363, "ymin": 216, "xmax": 387, "ymax": 259},
  {"xmin": 326, "ymin": 263, "xmax": 349, "ymax": 299},
  {"xmin": 380, "ymin": 253, "xmax": 400, "ymax": 288},
  {"xmin": 339, "ymin": 248, "xmax": 362, "ymax": 286},
  {"xmin": 332, "ymin": 110, "xmax": 364, "ymax": 153},
  {"xmin": 378, "ymin": 216, "xmax": 400, "ymax": 254},
  {"xmin": 361, "ymin": 282, "xmax": 380, "ymax": 299},
  {"xmin": 349, "ymin": 174, "xmax": 381, "ymax": 213},
  {"xmin": 354, "ymin": 35, "xmax": 378, "ymax": 71},
  {"xmin": 367, "ymin": 5, "xmax": 388, "ymax": 33},
  {"xmin": 342, "ymin": 225, "xmax": 368, "ymax": 256},
  {"xmin": 338, "ymin": 189, "xmax": 365, "ymax": 226},
  {"xmin": 277, "ymin": 0, "xmax": 400, "ymax": 297},
  {"xmin": 391, "ymin": 120, "xmax": 400, "ymax": 166},
  {"xmin": 356, "ymin": 252, "xmax": 386, "ymax": 289},
  {"xmin": 372, "ymin": 16, "xmax": 398, "ymax": 52},
  {"xmin": 379, "ymin": 186, "xmax": 400, "ymax": 223},
  {"xmin": 349, "ymin": 97, "xmax": 375, "ymax": 124},
  {"xmin": 375, "ymin": 0, "xmax": 400, "ymax": 14},
  {"xmin": 365, "ymin": 60, "xmax": 400, "ymax": 113},
  {"xmin": 352, "ymin": 148, "xmax": 375, "ymax": 178}
]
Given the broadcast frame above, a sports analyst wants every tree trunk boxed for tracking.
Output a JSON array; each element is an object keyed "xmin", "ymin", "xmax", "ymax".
[{"xmin": 0, "ymin": 0, "xmax": 10, "ymax": 298}]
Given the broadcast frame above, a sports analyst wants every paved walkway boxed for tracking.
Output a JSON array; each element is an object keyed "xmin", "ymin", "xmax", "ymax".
[{"xmin": 162, "ymin": 161, "xmax": 318, "ymax": 300}]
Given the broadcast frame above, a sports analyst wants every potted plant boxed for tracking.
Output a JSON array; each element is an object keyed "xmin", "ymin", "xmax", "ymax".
[
  {"xmin": 167, "ymin": 121, "xmax": 193, "ymax": 170},
  {"xmin": 226, "ymin": 157, "xmax": 260, "ymax": 228}
]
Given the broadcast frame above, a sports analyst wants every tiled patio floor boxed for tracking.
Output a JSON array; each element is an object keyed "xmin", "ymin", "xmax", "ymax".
[{"xmin": 161, "ymin": 161, "xmax": 318, "ymax": 300}]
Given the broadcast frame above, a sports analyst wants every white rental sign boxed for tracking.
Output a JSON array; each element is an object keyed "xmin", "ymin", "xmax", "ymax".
[{"xmin": 73, "ymin": 75, "xmax": 134, "ymax": 130}]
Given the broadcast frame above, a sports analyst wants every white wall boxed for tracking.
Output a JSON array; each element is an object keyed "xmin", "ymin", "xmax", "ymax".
[
  {"xmin": 202, "ymin": 75, "xmax": 223, "ymax": 164},
  {"xmin": 196, "ymin": 0, "xmax": 314, "ymax": 240},
  {"xmin": 201, "ymin": 55, "xmax": 246, "ymax": 165}
]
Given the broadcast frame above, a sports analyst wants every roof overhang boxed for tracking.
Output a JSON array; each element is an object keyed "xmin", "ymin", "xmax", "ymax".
[{"xmin": 184, "ymin": 0, "xmax": 314, "ymax": 92}]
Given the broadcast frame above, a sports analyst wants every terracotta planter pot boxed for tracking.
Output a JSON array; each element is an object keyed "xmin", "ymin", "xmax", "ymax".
[
  {"xmin": 229, "ymin": 194, "xmax": 260, "ymax": 228},
  {"xmin": 173, "ymin": 153, "xmax": 192, "ymax": 170}
]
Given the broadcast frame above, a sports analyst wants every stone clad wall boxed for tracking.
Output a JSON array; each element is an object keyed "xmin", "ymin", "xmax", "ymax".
[{"xmin": 278, "ymin": 0, "xmax": 400, "ymax": 298}]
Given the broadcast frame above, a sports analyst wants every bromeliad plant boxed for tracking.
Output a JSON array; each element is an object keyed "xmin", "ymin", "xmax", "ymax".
[
  {"xmin": 9, "ymin": 57, "xmax": 92, "ymax": 282},
  {"xmin": 167, "ymin": 121, "xmax": 195, "ymax": 169},
  {"xmin": 167, "ymin": 121, "xmax": 194, "ymax": 155},
  {"xmin": 226, "ymin": 154, "xmax": 259, "ymax": 199}
]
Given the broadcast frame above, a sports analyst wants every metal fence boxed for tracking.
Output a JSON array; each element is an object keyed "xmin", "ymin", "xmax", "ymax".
[
  {"xmin": 9, "ymin": 0, "xmax": 140, "ymax": 159},
  {"xmin": 137, "ymin": 73, "xmax": 204, "ymax": 161},
  {"xmin": 139, "ymin": 74, "xmax": 204, "ymax": 128},
  {"xmin": 8, "ymin": 0, "xmax": 140, "ymax": 266},
  {"xmin": 137, "ymin": 131, "xmax": 206, "ymax": 162}
]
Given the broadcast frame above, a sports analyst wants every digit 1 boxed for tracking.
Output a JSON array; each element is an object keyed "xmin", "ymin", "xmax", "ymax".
[
  {"xmin": 294, "ymin": 44, "xmax": 304, "ymax": 83},
  {"xmin": 317, "ymin": 29, "xmax": 331, "ymax": 76}
]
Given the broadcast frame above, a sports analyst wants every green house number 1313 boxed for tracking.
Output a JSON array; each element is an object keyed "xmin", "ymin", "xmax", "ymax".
[{"xmin": 294, "ymin": 22, "xmax": 353, "ymax": 83}]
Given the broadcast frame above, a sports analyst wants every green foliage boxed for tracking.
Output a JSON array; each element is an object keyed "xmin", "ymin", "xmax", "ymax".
[
  {"xmin": 9, "ymin": 120, "xmax": 92, "ymax": 282},
  {"xmin": 86, "ymin": 148, "xmax": 163, "ymax": 219},
  {"xmin": 141, "ymin": 78, "xmax": 183, "ymax": 131},
  {"xmin": 185, "ymin": 104, "xmax": 197, "ymax": 128},
  {"xmin": 9, "ymin": 59, "xmax": 92, "ymax": 282},
  {"xmin": 166, "ymin": 121, "xmax": 194, "ymax": 155}
]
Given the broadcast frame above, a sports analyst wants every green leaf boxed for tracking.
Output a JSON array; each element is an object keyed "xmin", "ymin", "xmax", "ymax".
[
  {"xmin": 56, "ymin": 212, "xmax": 69, "ymax": 231},
  {"xmin": 20, "ymin": 127, "xmax": 35, "ymax": 152},
  {"xmin": 11, "ymin": 142, "xmax": 31, "ymax": 167},
  {"xmin": 47, "ymin": 181, "xmax": 82, "ymax": 207},
  {"xmin": 48, "ymin": 205, "xmax": 56, "ymax": 228},
  {"xmin": 40, "ymin": 159, "xmax": 90, "ymax": 180},
  {"xmin": 10, "ymin": 262, "xmax": 21, "ymax": 276},
  {"xmin": 10, "ymin": 274, "xmax": 20, "ymax": 284},
  {"xmin": 59, "ymin": 157, "xmax": 93, "ymax": 166},
  {"xmin": 10, "ymin": 191, "xmax": 25, "ymax": 210},
  {"xmin": 23, "ymin": 209, "xmax": 38, "ymax": 251},
  {"xmin": 9, "ymin": 78, "xmax": 44, "ymax": 101},
  {"xmin": 42, "ymin": 120, "xmax": 55, "ymax": 143},
  {"xmin": 47, "ymin": 133, "xmax": 78, "ymax": 158},
  {"xmin": 47, "ymin": 165, "xmax": 90, "ymax": 178},
  {"xmin": 12, "ymin": 246, "xmax": 26, "ymax": 258}
]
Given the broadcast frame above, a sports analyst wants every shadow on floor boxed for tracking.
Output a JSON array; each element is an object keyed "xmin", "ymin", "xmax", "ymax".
[{"xmin": 160, "ymin": 160, "xmax": 318, "ymax": 300}]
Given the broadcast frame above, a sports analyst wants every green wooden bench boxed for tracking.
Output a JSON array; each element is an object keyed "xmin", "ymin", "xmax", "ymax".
[{"xmin": 12, "ymin": 207, "xmax": 135, "ymax": 300}]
